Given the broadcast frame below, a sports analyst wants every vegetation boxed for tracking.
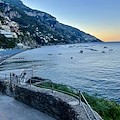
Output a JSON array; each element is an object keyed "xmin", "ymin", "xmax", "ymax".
[
  {"xmin": 0, "ymin": 7, "xmax": 4, "ymax": 12},
  {"xmin": 35, "ymin": 82, "xmax": 120, "ymax": 120},
  {"xmin": 0, "ymin": 16, "xmax": 4, "ymax": 24},
  {"xmin": 36, "ymin": 82, "xmax": 78, "ymax": 96},
  {"xmin": 83, "ymin": 92, "xmax": 120, "ymax": 120},
  {"xmin": 0, "ymin": 34, "xmax": 16, "ymax": 48}
]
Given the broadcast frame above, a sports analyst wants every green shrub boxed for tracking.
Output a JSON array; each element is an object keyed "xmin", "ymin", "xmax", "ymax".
[
  {"xmin": 82, "ymin": 92, "xmax": 120, "ymax": 120},
  {"xmin": 0, "ymin": 34, "xmax": 16, "ymax": 48}
]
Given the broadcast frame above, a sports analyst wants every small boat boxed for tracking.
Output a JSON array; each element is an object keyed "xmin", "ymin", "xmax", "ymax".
[
  {"xmin": 90, "ymin": 49, "xmax": 97, "ymax": 51},
  {"xmin": 101, "ymin": 51, "xmax": 105, "ymax": 53},
  {"xmin": 79, "ymin": 50, "xmax": 83, "ymax": 53},
  {"xmin": 12, "ymin": 57, "xmax": 24, "ymax": 59},
  {"xmin": 109, "ymin": 49, "xmax": 113, "ymax": 51}
]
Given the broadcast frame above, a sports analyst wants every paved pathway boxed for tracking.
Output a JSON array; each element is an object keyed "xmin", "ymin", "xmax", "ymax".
[{"xmin": 0, "ymin": 93, "xmax": 56, "ymax": 120}]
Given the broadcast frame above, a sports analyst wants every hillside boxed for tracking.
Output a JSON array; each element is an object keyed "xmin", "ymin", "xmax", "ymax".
[{"xmin": 0, "ymin": 0, "xmax": 102, "ymax": 48}]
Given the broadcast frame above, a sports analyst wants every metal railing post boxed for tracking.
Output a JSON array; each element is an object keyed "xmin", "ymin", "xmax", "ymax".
[
  {"xmin": 51, "ymin": 82, "xmax": 53, "ymax": 93},
  {"xmin": 5, "ymin": 74, "xmax": 6, "ymax": 80},
  {"xmin": 16, "ymin": 76, "xmax": 18, "ymax": 84},
  {"xmin": 10, "ymin": 73, "xmax": 11, "ymax": 84},
  {"xmin": 32, "ymin": 69, "xmax": 33, "ymax": 77},
  {"xmin": 79, "ymin": 90, "xmax": 81, "ymax": 105},
  {"xmin": 30, "ymin": 79, "xmax": 31, "ymax": 87},
  {"xmin": 18, "ymin": 76, "xmax": 20, "ymax": 84}
]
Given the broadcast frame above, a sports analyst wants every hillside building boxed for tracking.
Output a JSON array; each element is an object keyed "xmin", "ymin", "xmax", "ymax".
[{"xmin": 0, "ymin": 29, "xmax": 14, "ymax": 38}]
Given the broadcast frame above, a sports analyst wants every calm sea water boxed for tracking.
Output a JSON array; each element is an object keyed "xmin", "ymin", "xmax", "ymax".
[{"xmin": 0, "ymin": 42, "xmax": 120, "ymax": 102}]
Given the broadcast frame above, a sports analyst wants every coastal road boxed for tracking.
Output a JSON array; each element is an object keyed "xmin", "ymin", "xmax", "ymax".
[{"xmin": 0, "ymin": 93, "xmax": 56, "ymax": 120}]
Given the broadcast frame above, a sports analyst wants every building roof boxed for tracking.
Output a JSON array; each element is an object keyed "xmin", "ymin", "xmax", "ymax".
[
  {"xmin": 17, "ymin": 43, "xmax": 24, "ymax": 46},
  {"xmin": 4, "ymin": 34, "xmax": 14, "ymax": 38},
  {"xmin": 0, "ymin": 30, "xmax": 11, "ymax": 35},
  {"xmin": 0, "ymin": 30, "xmax": 14, "ymax": 38}
]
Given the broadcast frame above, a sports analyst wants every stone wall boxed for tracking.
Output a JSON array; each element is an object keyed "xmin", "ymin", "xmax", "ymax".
[
  {"xmin": 15, "ymin": 86, "xmax": 78, "ymax": 120},
  {"xmin": 0, "ymin": 80, "xmax": 6, "ymax": 93},
  {"xmin": 0, "ymin": 80, "xmax": 15, "ymax": 97}
]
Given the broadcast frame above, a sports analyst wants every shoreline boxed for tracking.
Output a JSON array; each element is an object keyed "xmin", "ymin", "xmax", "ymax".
[{"xmin": 0, "ymin": 49, "xmax": 27, "ymax": 65}]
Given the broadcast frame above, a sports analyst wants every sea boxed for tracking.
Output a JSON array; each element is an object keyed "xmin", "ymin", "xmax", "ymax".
[{"xmin": 0, "ymin": 42, "xmax": 120, "ymax": 103}]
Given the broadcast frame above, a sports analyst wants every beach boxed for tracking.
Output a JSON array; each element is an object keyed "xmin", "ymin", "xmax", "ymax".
[{"xmin": 0, "ymin": 49, "xmax": 25, "ymax": 65}]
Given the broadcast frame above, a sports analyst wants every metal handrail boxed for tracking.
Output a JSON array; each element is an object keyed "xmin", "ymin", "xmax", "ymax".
[
  {"xmin": 0, "ymin": 73, "xmax": 11, "ymax": 76},
  {"xmin": 81, "ymin": 92, "xmax": 98, "ymax": 120},
  {"xmin": 81, "ymin": 102, "xmax": 92, "ymax": 120}
]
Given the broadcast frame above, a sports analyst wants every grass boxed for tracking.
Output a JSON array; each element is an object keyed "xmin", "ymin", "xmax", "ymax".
[
  {"xmin": 35, "ymin": 82, "xmax": 79, "ymax": 98},
  {"xmin": 35, "ymin": 82, "xmax": 120, "ymax": 120}
]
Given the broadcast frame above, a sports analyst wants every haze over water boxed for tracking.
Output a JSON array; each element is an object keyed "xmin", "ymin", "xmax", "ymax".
[{"xmin": 0, "ymin": 42, "xmax": 120, "ymax": 102}]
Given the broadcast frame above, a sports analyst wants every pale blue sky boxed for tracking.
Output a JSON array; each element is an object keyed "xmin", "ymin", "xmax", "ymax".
[{"xmin": 21, "ymin": 0, "xmax": 120, "ymax": 41}]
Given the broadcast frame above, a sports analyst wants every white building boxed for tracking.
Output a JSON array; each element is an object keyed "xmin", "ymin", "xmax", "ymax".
[
  {"xmin": 0, "ymin": 30, "xmax": 14, "ymax": 38},
  {"xmin": 17, "ymin": 43, "xmax": 31, "ymax": 49},
  {"xmin": 4, "ymin": 34, "xmax": 14, "ymax": 38},
  {"xmin": 11, "ymin": 32, "xmax": 18, "ymax": 38},
  {"xmin": 0, "ymin": 25, "xmax": 11, "ymax": 32}
]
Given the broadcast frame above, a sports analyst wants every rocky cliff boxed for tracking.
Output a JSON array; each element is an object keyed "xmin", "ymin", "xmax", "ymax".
[{"xmin": 0, "ymin": 0, "xmax": 102, "ymax": 47}]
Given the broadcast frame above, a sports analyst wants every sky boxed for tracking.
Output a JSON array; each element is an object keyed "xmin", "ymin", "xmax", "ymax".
[{"xmin": 21, "ymin": 0, "xmax": 120, "ymax": 42}]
